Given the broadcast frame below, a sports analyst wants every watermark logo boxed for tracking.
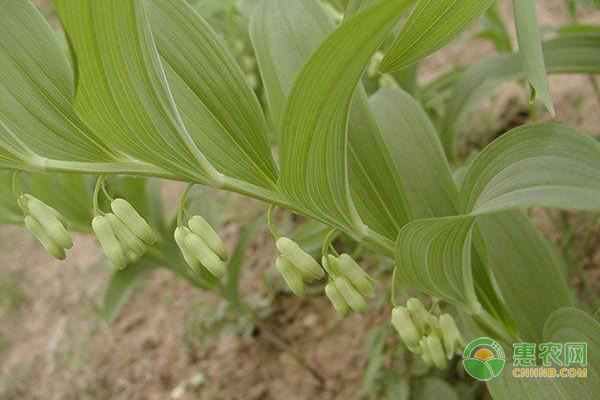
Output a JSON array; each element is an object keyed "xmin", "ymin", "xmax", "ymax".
[{"xmin": 462, "ymin": 337, "xmax": 506, "ymax": 381}]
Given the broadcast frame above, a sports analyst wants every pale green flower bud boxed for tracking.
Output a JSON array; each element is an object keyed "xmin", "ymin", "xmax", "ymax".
[
  {"xmin": 92, "ymin": 215, "xmax": 126, "ymax": 269},
  {"xmin": 391, "ymin": 306, "xmax": 420, "ymax": 351},
  {"xmin": 407, "ymin": 298, "xmax": 429, "ymax": 334},
  {"xmin": 426, "ymin": 335, "xmax": 447, "ymax": 369},
  {"xmin": 19, "ymin": 194, "xmax": 64, "ymax": 223},
  {"xmin": 185, "ymin": 233, "xmax": 226, "ymax": 278},
  {"xmin": 27, "ymin": 197, "xmax": 72, "ymax": 249},
  {"xmin": 439, "ymin": 314, "xmax": 466, "ymax": 359},
  {"xmin": 334, "ymin": 276, "xmax": 368, "ymax": 314},
  {"xmin": 275, "ymin": 257, "xmax": 305, "ymax": 297},
  {"xmin": 188, "ymin": 215, "xmax": 228, "ymax": 261},
  {"xmin": 106, "ymin": 213, "xmax": 146, "ymax": 257},
  {"xmin": 111, "ymin": 199, "xmax": 157, "ymax": 245},
  {"xmin": 24, "ymin": 215, "xmax": 65, "ymax": 260},
  {"xmin": 276, "ymin": 237, "xmax": 324, "ymax": 281},
  {"xmin": 325, "ymin": 282, "xmax": 350, "ymax": 317},
  {"xmin": 329, "ymin": 254, "xmax": 375, "ymax": 299}
]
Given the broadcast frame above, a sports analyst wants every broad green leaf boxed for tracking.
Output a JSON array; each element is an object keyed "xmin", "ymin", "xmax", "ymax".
[
  {"xmin": 146, "ymin": 0, "xmax": 278, "ymax": 189},
  {"xmin": 461, "ymin": 124, "xmax": 600, "ymax": 214},
  {"xmin": 395, "ymin": 123, "xmax": 600, "ymax": 325},
  {"xmin": 54, "ymin": 0, "xmax": 223, "ymax": 184},
  {"xmin": 250, "ymin": 0, "xmax": 334, "ymax": 130},
  {"xmin": 442, "ymin": 34, "xmax": 600, "ymax": 159},
  {"xmin": 104, "ymin": 260, "xmax": 156, "ymax": 324},
  {"xmin": 0, "ymin": 0, "xmax": 117, "ymax": 165},
  {"xmin": 379, "ymin": 0, "xmax": 495, "ymax": 72},
  {"xmin": 487, "ymin": 308, "xmax": 600, "ymax": 400},
  {"xmin": 513, "ymin": 0, "xmax": 555, "ymax": 115},
  {"xmin": 369, "ymin": 88, "xmax": 458, "ymax": 219},
  {"xmin": 292, "ymin": 219, "xmax": 331, "ymax": 254},
  {"xmin": 396, "ymin": 216, "xmax": 479, "ymax": 310},
  {"xmin": 262, "ymin": 1, "xmax": 407, "ymax": 237},
  {"xmin": 476, "ymin": 211, "xmax": 572, "ymax": 342},
  {"xmin": 251, "ymin": 0, "xmax": 412, "ymax": 240}
]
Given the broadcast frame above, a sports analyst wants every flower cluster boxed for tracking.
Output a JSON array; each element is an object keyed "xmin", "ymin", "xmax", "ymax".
[
  {"xmin": 324, "ymin": 253, "xmax": 375, "ymax": 316},
  {"xmin": 274, "ymin": 237, "xmax": 324, "ymax": 296},
  {"xmin": 391, "ymin": 298, "xmax": 465, "ymax": 369},
  {"xmin": 92, "ymin": 198, "xmax": 157, "ymax": 269},
  {"xmin": 19, "ymin": 194, "xmax": 72, "ymax": 260},
  {"xmin": 175, "ymin": 215, "xmax": 229, "ymax": 279}
]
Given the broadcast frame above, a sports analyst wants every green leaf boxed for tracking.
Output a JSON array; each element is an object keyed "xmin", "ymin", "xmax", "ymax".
[
  {"xmin": 104, "ymin": 260, "xmax": 156, "ymax": 324},
  {"xmin": 250, "ymin": 0, "xmax": 334, "ymax": 131},
  {"xmin": 54, "ymin": 0, "xmax": 223, "ymax": 184},
  {"xmin": 476, "ymin": 211, "xmax": 572, "ymax": 342},
  {"xmin": 396, "ymin": 216, "xmax": 479, "ymax": 310},
  {"xmin": 252, "ymin": 0, "xmax": 412, "ymax": 241},
  {"xmin": 146, "ymin": 0, "xmax": 278, "ymax": 189},
  {"xmin": 0, "ymin": 0, "xmax": 117, "ymax": 166},
  {"xmin": 487, "ymin": 308, "xmax": 600, "ymax": 400},
  {"xmin": 369, "ymin": 88, "xmax": 458, "ymax": 219},
  {"xmin": 461, "ymin": 124, "xmax": 600, "ymax": 214},
  {"xmin": 379, "ymin": 0, "xmax": 495, "ymax": 72},
  {"xmin": 513, "ymin": 0, "xmax": 555, "ymax": 116},
  {"xmin": 278, "ymin": 0, "xmax": 412, "ymax": 237},
  {"xmin": 395, "ymin": 123, "xmax": 600, "ymax": 326},
  {"xmin": 442, "ymin": 34, "xmax": 600, "ymax": 159}
]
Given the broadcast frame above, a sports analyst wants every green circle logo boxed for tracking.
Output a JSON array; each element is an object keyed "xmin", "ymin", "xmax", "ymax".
[{"xmin": 462, "ymin": 337, "xmax": 505, "ymax": 381}]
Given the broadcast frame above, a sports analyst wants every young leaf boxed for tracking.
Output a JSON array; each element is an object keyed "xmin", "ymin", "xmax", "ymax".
[
  {"xmin": 513, "ymin": 0, "xmax": 555, "ymax": 116},
  {"xmin": 0, "ymin": 0, "xmax": 117, "ymax": 164},
  {"xmin": 278, "ymin": 0, "xmax": 412, "ymax": 236},
  {"xmin": 54, "ymin": 0, "xmax": 223, "ymax": 185},
  {"xmin": 379, "ymin": 0, "xmax": 495, "ymax": 72},
  {"xmin": 146, "ymin": 0, "xmax": 278, "ymax": 189}
]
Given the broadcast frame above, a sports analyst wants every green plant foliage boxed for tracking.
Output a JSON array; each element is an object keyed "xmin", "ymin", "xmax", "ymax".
[{"xmin": 0, "ymin": 0, "xmax": 598, "ymax": 398}]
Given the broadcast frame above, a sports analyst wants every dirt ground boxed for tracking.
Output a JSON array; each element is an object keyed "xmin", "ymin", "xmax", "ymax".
[{"xmin": 1, "ymin": 1, "xmax": 599, "ymax": 399}]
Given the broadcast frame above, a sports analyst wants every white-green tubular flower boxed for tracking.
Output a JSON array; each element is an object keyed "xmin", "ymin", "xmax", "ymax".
[
  {"xmin": 419, "ymin": 338, "xmax": 433, "ymax": 367},
  {"xmin": 391, "ymin": 306, "xmax": 421, "ymax": 352},
  {"xmin": 439, "ymin": 314, "xmax": 466, "ymax": 358},
  {"xmin": 106, "ymin": 213, "xmax": 146, "ymax": 257},
  {"xmin": 188, "ymin": 215, "xmax": 228, "ymax": 261},
  {"xmin": 325, "ymin": 281, "xmax": 350, "ymax": 317},
  {"xmin": 406, "ymin": 298, "xmax": 429, "ymax": 334},
  {"xmin": 426, "ymin": 335, "xmax": 447, "ymax": 369},
  {"xmin": 111, "ymin": 199, "xmax": 157, "ymax": 245},
  {"xmin": 276, "ymin": 237, "xmax": 323, "ymax": 281},
  {"xmin": 275, "ymin": 257, "xmax": 306, "ymax": 297},
  {"xmin": 333, "ymin": 276, "xmax": 368, "ymax": 314},
  {"xmin": 20, "ymin": 195, "xmax": 72, "ymax": 250},
  {"xmin": 92, "ymin": 215, "xmax": 126, "ymax": 269},
  {"xmin": 24, "ymin": 215, "xmax": 66, "ymax": 260},
  {"xmin": 328, "ymin": 254, "xmax": 374, "ymax": 299},
  {"xmin": 184, "ymin": 233, "xmax": 226, "ymax": 278},
  {"xmin": 174, "ymin": 226, "xmax": 201, "ymax": 272}
]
